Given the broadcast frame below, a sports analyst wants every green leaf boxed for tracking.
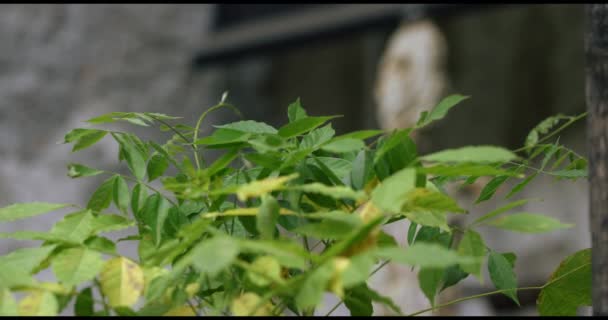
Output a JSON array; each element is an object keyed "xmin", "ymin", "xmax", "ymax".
[
  {"xmin": 147, "ymin": 154, "xmax": 168, "ymax": 182},
  {"xmin": 457, "ymin": 230, "xmax": 486, "ymax": 280},
  {"xmin": 321, "ymin": 138, "xmax": 365, "ymax": 153},
  {"xmin": 0, "ymin": 231, "xmax": 71, "ymax": 243},
  {"xmin": 287, "ymin": 98, "xmax": 308, "ymax": 122},
  {"xmin": 50, "ymin": 210, "xmax": 96, "ymax": 243},
  {"xmin": 131, "ymin": 183, "xmax": 147, "ymax": 216},
  {"xmin": 306, "ymin": 157, "xmax": 352, "ymax": 180},
  {"xmin": 472, "ymin": 198, "xmax": 533, "ymax": 226},
  {"xmin": 524, "ymin": 114, "xmax": 566, "ymax": 150},
  {"xmin": 404, "ymin": 211, "xmax": 449, "ymax": 232},
  {"xmin": 344, "ymin": 285, "xmax": 373, "ymax": 316},
  {"xmin": 407, "ymin": 222, "xmax": 418, "ymax": 245},
  {"xmin": 340, "ymin": 253, "xmax": 376, "ymax": 288},
  {"xmin": 422, "ymin": 146, "xmax": 517, "ymax": 163},
  {"xmin": 67, "ymin": 163, "xmax": 104, "ymax": 178},
  {"xmin": 64, "ymin": 128, "xmax": 108, "ymax": 152},
  {"xmin": 0, "ymin": 245, "xmax": 56, "ymax": 272},
  {"xmin": 141, "ymin": 194, "xmax": 171, "ymax": 246},
  {"xmin": 87, "ymin": 176, "xmax": 116, "ymax": 212},
  {"xmin": 99, "ymin": 257, "xmax": 144, "ymax": 308},
  {"xmin": 295, "ymin": 262, "xmax": 334, "ymax": 310},
  {"xmin": 344, "ymin": 283, "xmax": 403, "ymax": 316},
  {"xmin": 195, "ymin": 128, "xmax": 250, "ymax": 147},
  {"xmin": 537, "ymin": 248, "xmax": 591, "ymax": 316},
  {"xmin": 371, "ymin": 168, "xmax": 416, "ymax": 213},
  {"xmin": 113, "ymin": 176, "xmax": 130, "ymax": 215},
  {"xmin": 487, "ymin": 213, "xmax": 573, "ymax": 233},
  {"xmin": 300, "ymin": 124, "xmax": 335, "ymax": 150},
  {"xmin": 257, "ymin": 195, "xmax": 280, "ymax": 240},
  {"xmin": 331, "ymin": 130, "xmax": 384, "ymax": 141},
  {"xmin": 215, "ymin": 120, "xmax": 278, "ymax": 134},
  {"xmin": 0, "ymin": 203, "xmax": 70, "ymax": 223},
  {"xmin": 84, "ymin": 236, "xmax": 117, "ymax": 255},
  {"xmin": 112, "ymin": 133, "xmax": 147, "ymax": 180},
  {"xmin": 373, "ymin": 129, "xmax": 411, "ymax": 164},
  {"xmin": 440, "ymin": 264, "xmax": 469, "ymax": 292},
  {"xmin": 505, "ymin": 173, "xmax": 538, "ymax": 199},
  {"xmin": 74, "ymin": 287, "xmax": 94, "ymax": 316},
  {"xmin": 207, "ymin": 149, "xmax": 238, "ymax": 177},
  {"xmin": 475, "ymin": 176, "xmax": 509, "ymax": 203},
  {"xmin": 278, "ymin": 116, "xmax": 339, "ymax": 138},
  {"xmin": 52, "ymin": 248, "xmax": 105, "ymax": 287},
  {"xmin": 418, "ymin": 268, "xmax": 444, "ymax": 306},
  {"xmin": 238, "ymin": 239, "xmax": 309, "ymax": 270},
  {"xmin": 293, "ymin": 213, "xmax": 362, "ymax": 240},
  {"xmin": 548, "ymin": 169, "xmax": 587, "ymax": 179},
  {"xmin": 350, "ymin": 150, "xmax": 374, "ymax": 190},
  {"xmin": 416, "ymin": 94, "xmax": 469, "ymax": 128},
  {"xmin": 0, "ymin": 246, "xmax": 56, "ymax": 288},
  {"xmin": 90, "ymin": 214, "xmax": 135, "ymax": 234},
  {"xmin": 0, "ymin": 288, "xmax": 18, "ymax": 316},
  {"xmin": 374, "ymin": 243, "xmax": 479, "ymax": 269},
  {"xmin": 418, "ymin": 163, "xmax": 517, "ymax": 177},
  {"xmin": 289, "ymin": 183, "xmax": 366, "ymax": 201},
  {"xmin": 190, "ymin": 236, "xmax": 240, "ymax": 277},
  {"xmin": 488, "ymin": 252, "xmax": 519, "ymax": 305},
  {"xmin": 403, "ymin": 188, "xmax": 467, "ymax": 214},
  {"xmin": 18, "ymin": 290, "xmax": 58, "ymax": 316}
]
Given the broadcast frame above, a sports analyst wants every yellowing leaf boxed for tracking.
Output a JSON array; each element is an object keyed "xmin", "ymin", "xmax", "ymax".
[
  {"xmin": 99, "ymin": 257, "xmax": 144, "ymax": 308},
  {"xmin": 163, "ymin": 305, "xmax": 196, "ymax": 316},
  {"xmin": 18, "ymin": 290, "xmax": 58, "ymax": 316},
  {"xmin": 0, "ymin": 288, "xmax": 18, "ymax": 316},
  {"xmin": 247, "ymin": 256, "xmax": 283, "ymax": 287},
  {"xmin": 231, "ymin": 292, "xmax": 273, "ymax": 316},
  {"xmin": 236, "ymin": 173, "xmax": 299, "ymax": 201}
]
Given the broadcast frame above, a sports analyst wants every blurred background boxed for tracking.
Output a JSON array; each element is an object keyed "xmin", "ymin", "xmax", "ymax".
[{"xmin": 0, "ymin": 4, "xmax": 589, "ymax": 316}]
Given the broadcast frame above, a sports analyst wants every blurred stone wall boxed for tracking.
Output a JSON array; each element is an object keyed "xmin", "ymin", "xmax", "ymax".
[{"xmin": 0, "ymin": 3, "xmax": 224, "ymax": 262}]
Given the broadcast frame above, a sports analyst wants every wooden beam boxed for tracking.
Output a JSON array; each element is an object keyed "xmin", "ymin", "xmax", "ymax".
[
  {"xmin": 191, "ymin": 4, "xmax": 498, "ymax": 69},
  {"xmin": 585, "ymin": 4, "xmax": 608, "ymax": 316}
]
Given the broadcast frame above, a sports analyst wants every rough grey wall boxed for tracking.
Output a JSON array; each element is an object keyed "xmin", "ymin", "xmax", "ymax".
[{"xmin": 0, "ymin": 4, "xmax": 222, "ymax": 254}]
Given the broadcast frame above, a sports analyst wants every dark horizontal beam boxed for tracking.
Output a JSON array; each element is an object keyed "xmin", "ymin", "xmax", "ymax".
[{"xmin": 192, "ymin": 4, "xmax": 506, "ymax": 69}]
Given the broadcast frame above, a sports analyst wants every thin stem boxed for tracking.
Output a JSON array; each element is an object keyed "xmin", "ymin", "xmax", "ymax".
[
  {"xmin": 512, "ymin": 112, "xmax": 587, "ymax": 154},
  {"xmin": 324, "ymin": 260, "xmax": 391, "ymax": 316},
  {"xmin": 406, "ymin": 286, "xmax": 543, "ymax": 316},
  {"xmin": 192, "ymin": 102, "xmax": 243, "ymax": 170}
]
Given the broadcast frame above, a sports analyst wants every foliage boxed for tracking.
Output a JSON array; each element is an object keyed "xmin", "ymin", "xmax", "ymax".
[{"xmin": 0, "ymin": 94, "xmax": 590, "ymax": 316}]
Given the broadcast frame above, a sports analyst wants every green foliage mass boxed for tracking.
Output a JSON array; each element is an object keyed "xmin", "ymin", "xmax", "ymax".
[{"xmin": 0, "ymin": 93, "xmax": 590, "ymax": 316}]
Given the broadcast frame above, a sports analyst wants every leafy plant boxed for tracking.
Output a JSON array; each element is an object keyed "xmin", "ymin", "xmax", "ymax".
[{"xmin": 0, "ymin": 93, "xmax": 591, "ymax": 316}]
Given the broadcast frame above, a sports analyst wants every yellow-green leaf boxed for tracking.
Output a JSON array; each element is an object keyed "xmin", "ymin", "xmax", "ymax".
[
  {"xmin": 52, "ymin": 248, "xmax": 105, "ymax": 287},
  {"xmin": 236, "ymin": 173, "xmax": 298, "ymax": 201},
  {"xmin": 0, "ymin": 288, "xmax": 17, "ymax": 316},
  {"xmin": 457, "ymin": 230, "xmax": 486, "ymax": 280},
  {"xmin": 422, "ymin": 146, "xmax": 517, "ymax": 164},
  {"xmin": 18, "ymin": 290, "xmax": 58, "ymax": 316},
  {"xmin": 99, "ymin": 257, "xmax": 144, "ymax": 308},
  {"xmin": 0, "ymin": 203, "xmax": 70, "ymax": 223},
  {"xmin": 487, "ymin": 213, "xmax": 573, "ymax": 233}
]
